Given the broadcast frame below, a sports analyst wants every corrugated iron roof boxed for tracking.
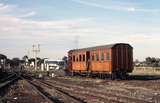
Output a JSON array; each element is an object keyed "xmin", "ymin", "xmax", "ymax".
[{"xmin": 69, "ymin": 43, "xmax": 132, "ymax": 52}]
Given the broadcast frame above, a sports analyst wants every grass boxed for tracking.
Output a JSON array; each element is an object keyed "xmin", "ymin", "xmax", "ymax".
[{"xmin": 132, "ymin": 67, "xmax": 160, "ymax": 75}]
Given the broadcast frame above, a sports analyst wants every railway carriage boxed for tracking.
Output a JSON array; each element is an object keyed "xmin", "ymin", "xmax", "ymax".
[{"xmin": 66, "ymin": 43, "xmax": 133, "ymax": 79}]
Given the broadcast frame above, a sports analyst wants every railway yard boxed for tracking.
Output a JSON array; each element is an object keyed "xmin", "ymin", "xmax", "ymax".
[
  {"xmin": 0, "ymin": 44, "xmax": 160, "ymax": 103},
  {"xmin": 0, "ymin": 72, "xmax": 160, "ymax": 103},
  {"xmin": 1, "ymin": 0, "xmax": 160, "ymax": 102}
]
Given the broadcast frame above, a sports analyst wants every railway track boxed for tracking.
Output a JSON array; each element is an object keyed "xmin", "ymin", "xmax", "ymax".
[
  {"xmin": 21, "ymin": 74, "xmax": 160, "ymax": 103},
  {"xmin": 0, "ymin": 73, "xmax": 20, "ymax": 102},
  {"xmin": 1, "ymin": 73, "xmax": 53, "ymax": 103},
  {"xmin": 20, "ymin": 77, "xmax": 53, "ymax": 103},
  {"xmin": 41, "ymin": 78, "xmax": 155, "ymax": 103},
  {"xmin": 0, "ymin": 73, "xmax": 19, "ymax": 89},
  {"xmin": 23, "ymin": 75, "xmax": 85, "ymax": 103}
]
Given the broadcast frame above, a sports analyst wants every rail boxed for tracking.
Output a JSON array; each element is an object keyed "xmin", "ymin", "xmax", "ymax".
[
  {"xmin": 22, "ymin": 75, "xmax": 85, "ymax": 103},
  {"xmin": 0, "ymin": 73, "xmax": 19, "ymax": 89}
]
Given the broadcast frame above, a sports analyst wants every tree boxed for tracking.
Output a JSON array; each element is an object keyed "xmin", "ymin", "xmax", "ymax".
[
  {"xmin": 22, "ymin": 55, "xmax": 28, "ymax": 61},
  {"xmin": 0, "ymin": 54, "xmax": 7, "ymax": 60},
  {"xmin": 145, "ymin": 57, "xmax": 160, "ymax": 67},
  {"xmin": 36, "ymin": 57, "xmax": 42, "ymax": 67},
  {"xmin": 146, "ymin": 57, "xmax": 152, "ymax": 65},
  {"xmin": 28, "ymin": 58, "xmax": 35, "ymax": 64},
  {"xmin": 11, "ymin": 57, "xmax": 20, "ymax": 67}
]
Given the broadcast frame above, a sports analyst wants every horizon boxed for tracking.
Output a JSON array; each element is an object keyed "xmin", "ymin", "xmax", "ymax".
[{"xmin": 0, "ymin": 0, "xmax": 160, "ymax": 61}]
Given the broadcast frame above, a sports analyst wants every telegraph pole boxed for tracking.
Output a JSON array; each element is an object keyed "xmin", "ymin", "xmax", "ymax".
[{"xmin": 32, "ymin": 44, "xmax": 40, "ymax": 71}]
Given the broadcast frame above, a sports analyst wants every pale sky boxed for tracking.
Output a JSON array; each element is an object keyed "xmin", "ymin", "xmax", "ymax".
[{"xmin": 0, "ymin": 0, "xmax": 160, "ymax": 61}]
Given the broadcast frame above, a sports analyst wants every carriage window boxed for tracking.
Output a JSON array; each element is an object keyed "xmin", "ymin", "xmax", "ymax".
[
  {"xmin": 83, "ymin": 54, "xmax": 85, "ymax": 61},
  {"xmin": 101, "ymin": 53, "xmax": 104, "ymax": 61},
  {"xmin": 79, "ymin": 55, "xmax": 82, "ymax": 62},
  {"xmin": 73, "ymin": 55, "xmax": 75, "ymax": 62},
  {"xmin": 96, "ymin": 53, "xmax": 99, "ymax": 61},
  {"xmin": 107, "ymin": 52, "xmax": 110, "ymax": 60},
  {"xmin": 76, "ymin": 57, "xmax": 78, "ymax": 62},
  {"xmin": 92, "ymin": 54, "xmax": 94, "ymax": 61}
]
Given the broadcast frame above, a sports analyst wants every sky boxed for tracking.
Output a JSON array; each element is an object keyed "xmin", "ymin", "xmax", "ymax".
[{"xmin": 0, "ymin": 0, "xmax": 160, "ymax": 61}]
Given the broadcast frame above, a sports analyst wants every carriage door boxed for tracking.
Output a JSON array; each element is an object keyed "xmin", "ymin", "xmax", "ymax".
[{"xmin": 86, "ymin": 51, "xmax": 90, "ymax": 71}]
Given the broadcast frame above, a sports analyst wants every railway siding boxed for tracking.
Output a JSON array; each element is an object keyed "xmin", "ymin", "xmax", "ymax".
[
  {"xmin": 1, "ymin": 73, "xmax": 160, "ymax": 103},
  {"xmin": 45, "ymin": 76, "xmax": 160, "ymax": 103},
  {"xmin": 44, "ymin": 80, "xmax": 151, "ymax": 103},
  {"xmin": 27, "ymin": 78, "xmax": 86, "ymax": 103},
  {"xmin": 1, "ymin": 79, "xmax": 52, "ymax": 103}
]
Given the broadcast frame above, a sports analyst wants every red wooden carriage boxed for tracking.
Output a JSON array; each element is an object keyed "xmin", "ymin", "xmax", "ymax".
[{"xmin": 66, "ymin": 43, "xmax": 133, "ymax": 79}]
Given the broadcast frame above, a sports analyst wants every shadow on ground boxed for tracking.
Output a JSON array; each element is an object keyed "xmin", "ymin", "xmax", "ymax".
[{"xmin": 128, "ymin": 75, "xmax": 160, "ymax": 80}]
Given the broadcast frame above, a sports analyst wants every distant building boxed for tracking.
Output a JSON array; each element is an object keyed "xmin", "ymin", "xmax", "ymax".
[
  {"xmin": 41, "ymin": 59, "xmax": 65, "ymax": 71},
  {"xmin": 29, "ymin": 58, "xmax": 35, "ymax": 68}
]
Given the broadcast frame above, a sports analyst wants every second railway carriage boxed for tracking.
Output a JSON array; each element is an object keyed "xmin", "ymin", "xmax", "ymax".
[{"xmin": 66, "ymin": 43, "xmax": 133, "ymax": 79}]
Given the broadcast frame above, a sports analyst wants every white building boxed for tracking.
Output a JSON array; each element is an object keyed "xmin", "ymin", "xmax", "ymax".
[{"xmin": 41, "ymin": 59, "xmax": 65, "ymax": 71}]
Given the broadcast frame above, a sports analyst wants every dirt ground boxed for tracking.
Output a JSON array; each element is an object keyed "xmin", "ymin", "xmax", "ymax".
[
  {"xmin": 47, "ymin": 75, "xmax": 160, "ymax": 103},
  {"xmin": 1, "ymin": 74, "xmax": 160, "ymax": 103},
  {"xmin": 1, "ymin": 79, "xmax": 51, "ymax": 103}
]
